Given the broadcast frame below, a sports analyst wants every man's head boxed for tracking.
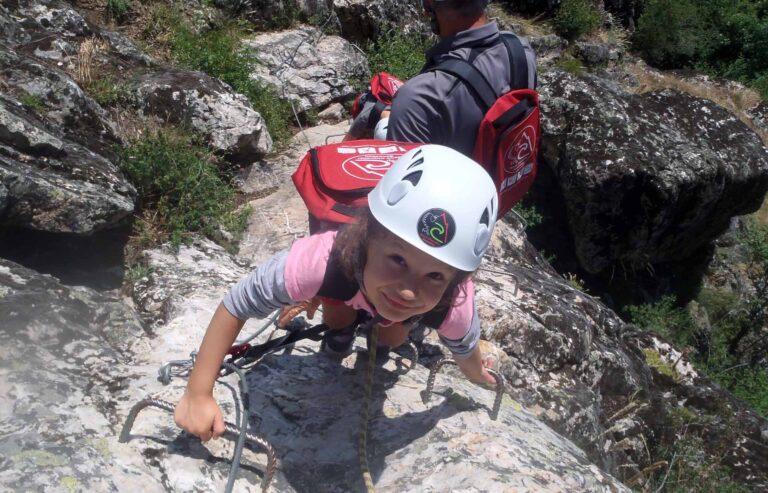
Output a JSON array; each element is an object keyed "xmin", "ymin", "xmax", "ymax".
[{"xmin": 422, "ymin": 0, "xmax": 488, "ymax": 36}]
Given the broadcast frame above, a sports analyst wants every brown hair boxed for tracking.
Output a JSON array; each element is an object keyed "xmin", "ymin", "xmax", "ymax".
[{"xmin": 335, "ymin": 209, "xmax": 473, "ymax": 312}]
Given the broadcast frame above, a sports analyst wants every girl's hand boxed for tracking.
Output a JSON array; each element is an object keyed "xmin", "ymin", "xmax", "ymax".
[
  {"xmin": 277, "ymin": 297, "xmax": 320, "ymax": 328},
  {"xmin": 174, "ymin": 391, "xmax": 225, "ymax": 442}
]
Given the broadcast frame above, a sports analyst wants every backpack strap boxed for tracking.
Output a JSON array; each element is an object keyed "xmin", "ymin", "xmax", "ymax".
[
  {"xmin": 500, "ymin": 33, "xmax": 530, "ymax": 90},
  {"xmin": 427, "ymin": 58, "xmax": 496, "ymax": 111}
]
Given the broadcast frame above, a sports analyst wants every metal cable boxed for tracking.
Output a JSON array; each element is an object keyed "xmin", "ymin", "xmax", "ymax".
[
  {"xmin": 222, "ymin": 363, "xmax": 251, "ymax": 493},
  {"xmin": 118, "ymin": 398, "xmax": 277, "ymax": 492}
]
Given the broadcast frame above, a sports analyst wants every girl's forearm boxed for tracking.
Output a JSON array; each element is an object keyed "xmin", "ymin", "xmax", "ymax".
[{"xmin": 186, "ymin": 303, "xmax": 246, "ymax": 396}]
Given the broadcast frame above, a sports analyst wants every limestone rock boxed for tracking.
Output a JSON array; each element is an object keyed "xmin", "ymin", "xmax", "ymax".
[
  {"xmin": 332, "ymin": 0, "xmax": 428, "ymax": 43},
  {"xmin": 244, "ymin": 26, "xmax": 368, "ymax": 113},
  {"xmin": 130, "ymin": 69, "xmax": 272, "ymax": 162}
]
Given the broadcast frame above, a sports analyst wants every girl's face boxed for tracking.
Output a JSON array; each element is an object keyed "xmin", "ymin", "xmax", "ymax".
[{"xmin": 362, "ymin": 230, "xmax": 457, "ymax": 322}]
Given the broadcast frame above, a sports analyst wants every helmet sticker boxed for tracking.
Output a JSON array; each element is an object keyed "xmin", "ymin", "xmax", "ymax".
[{"xmin": 418, "ymin": 209, "xmax": 456, "ymax": 247}]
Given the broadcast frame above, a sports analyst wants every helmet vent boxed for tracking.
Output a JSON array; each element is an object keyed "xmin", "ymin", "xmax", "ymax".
[
  {"xmin": 407, "ymin": 150, "xmax": 424, "ymax": 170},
  {"xmin": 402, "ymin": 171, "xmax": 422, "ymax": 186},
  {"xmin": 480, "ymin": 208, "xmax": 489, "ymax": 226}
]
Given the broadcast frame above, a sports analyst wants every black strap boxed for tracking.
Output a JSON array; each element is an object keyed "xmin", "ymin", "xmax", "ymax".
[
  {"xmin": 237, "ymin": 323, "xmax": 331, "ymax": 362},
  {"xmin": 427, "ymin": 58, "xmax": 496, "ymax": 110},
  {"xmin": 501, "ymin": 33, "xmax": 529, "ymax": 90},
  {"xmin": 493, "ymin": 99, "xmax": 533, "ymax": 130}
]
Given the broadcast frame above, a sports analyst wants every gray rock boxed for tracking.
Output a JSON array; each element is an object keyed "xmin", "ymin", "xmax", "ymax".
[
  {"xmin": 100, "ymin": 30, "xmax": 154, "ymax": 67},
  {"xmin": 537, "ymin": 70, "xmax": 768, "ymax": 274},
  {"xmin": 215, "ymin": 0, "xmax": 335, "ymax": 30},
  {"xmin": 0, "ymin": 43, "xmax": 122, "ymax": 158},
  {"xmin": 125, "ymin": 237, "xmax": 630, "ymax": 492},
  {"xmin": 244, "ymin": 26, "xmax": 368, "ymax": 113},
  {"xmin": 0, "ymin": 258, "xmax": 147, "ymax": 492},
  {"xmin": 574, "ymin": 41, "xmax": 624, "ymax": 67},
  {"xmin": 528, "ymin": 33, "xmax": 568, "ymax": 66},
  {"xmin": 317, "ymin": 102, "xmax": 345, "ymax": 123},
  {"xmin": 130, "ymin": 69, "xmax": 272, "ymax": 162},
  {"xmin": 332, "ymin": 0, "xmax": 428, "ymax": 43},
  {"xmin": 0, "ymin": 95, "xmax": 135, "ymax": 233}
]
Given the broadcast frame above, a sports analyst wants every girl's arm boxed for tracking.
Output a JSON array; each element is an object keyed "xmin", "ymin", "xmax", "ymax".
[
  {"xmin": 174, "ymin": 303, "xmax": 245, "ymax": 441},
  {"xmin": 454, "ymin": 344, "xmax": 496, "ymax": 386}
]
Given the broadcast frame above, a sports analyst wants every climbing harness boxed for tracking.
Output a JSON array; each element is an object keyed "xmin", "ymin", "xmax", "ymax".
[{"xmin": 120, "ymin": 310, "xmax": 509, "ymax": 493}]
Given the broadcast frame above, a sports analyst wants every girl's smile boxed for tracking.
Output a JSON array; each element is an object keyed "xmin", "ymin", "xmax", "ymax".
[{"xmin": 362, "ymin": 231, "xmax": 457, "ymax": 322}]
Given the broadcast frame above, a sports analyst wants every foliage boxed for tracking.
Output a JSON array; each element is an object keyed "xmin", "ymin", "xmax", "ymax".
[
  {"xmin": 365, "ymin": 31, "xmax": 434, "ymax": 81},
  {"xmin": 18, "ymin": 93, "xmax": 44, "ymax": 112},
  {"xmin": 553, "ymin": 0, "xmax": 602, "ymax": 41},
  {"xmin": 625, "ymin": 295, "xmax": 693, "ymax": 344},
  {"xmin": 623, "ymin": 220, "xmax": 768, "ymax": 417},
  {"xmin": 86, "ymin": 78, "xmax": 128, "ymax": 106},
  {"xmin": 633, "ymin": 0, "xmax": 768, "ymax": 100},
  {"xmin": 170, "ymin": 21, "xmax": 293, "ymax": 145},
  {"xmin": 646, "ymin": 435, "xmax": 750, "ymax": 493},
  {"xmin": 119, "ymin": 129, "xmax": 250, "ymax": 250},
  {"xmin": 509, "ymin": 203, "xmax": 543, "ymax": 228},
  {"xmin": 556, "ymin": 56, "xmax": 585, "ymax": 76},
  {"xmin": 106, "ymin": 0, "xmax": 131, "ymax": 23}
]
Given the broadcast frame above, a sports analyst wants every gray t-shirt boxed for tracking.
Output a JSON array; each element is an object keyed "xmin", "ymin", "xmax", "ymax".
[{"xmin": 387, "ymin": 22, "xmax": 537, "ymax": 157}]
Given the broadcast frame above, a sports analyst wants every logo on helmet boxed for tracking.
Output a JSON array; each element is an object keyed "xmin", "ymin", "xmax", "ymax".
[{"xmin": 417, "ymin": 209, "xmax": 455, "ymax": 247}]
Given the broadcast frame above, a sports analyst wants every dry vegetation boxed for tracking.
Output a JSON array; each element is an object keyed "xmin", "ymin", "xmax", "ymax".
[{"xmin": 626, "ymin": 61, "xmax": 767, "ymax": 146}]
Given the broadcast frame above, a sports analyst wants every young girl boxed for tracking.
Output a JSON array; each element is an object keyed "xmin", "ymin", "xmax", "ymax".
[{"xmin": 175, "ymin": 145, "xmax": 499, "ymax": 442}]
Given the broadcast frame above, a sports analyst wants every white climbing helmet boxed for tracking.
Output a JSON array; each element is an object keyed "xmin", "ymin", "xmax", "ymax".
[
  {"xmin": 373, "ymin": 117, "xmax": 389, "ymax": 140},
  {"xmin": 368, "ymin": 144, "xmax": 498, "ymax": 272}
]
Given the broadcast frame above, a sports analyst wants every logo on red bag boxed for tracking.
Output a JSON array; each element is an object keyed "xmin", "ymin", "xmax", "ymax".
[
  {"xmin": 504, "ymin": 125, "xmax": 537, "ymax": 173},
  {"xmin": 418, "ymin": 209, "xmax": 455, "ymax": 247}
]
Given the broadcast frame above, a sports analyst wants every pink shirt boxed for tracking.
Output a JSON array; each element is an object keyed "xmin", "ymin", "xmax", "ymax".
[{"xmin": 284, "ymin": 230, "xmax": 474, "ymax": 340}]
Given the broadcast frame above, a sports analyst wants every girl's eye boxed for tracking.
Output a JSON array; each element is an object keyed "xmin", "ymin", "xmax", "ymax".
[
  {"xmin": 389, "ymin": 255, "xmax": 406, "ymax": 267},
  {"xmin": 427, "ymin": 272, "xmax": 445, "ymax": 282}
]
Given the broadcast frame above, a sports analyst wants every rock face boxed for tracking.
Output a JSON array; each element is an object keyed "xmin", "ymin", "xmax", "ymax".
[
  {"xmin": 244, "ymin": 26, "xmax": 368, "ymax": 113},
  {"xmin": 130, "ymin": 69, "xmax": 273, "ymax": 162},
  {"xmin": 332, "ymin": 0, "xmax": 428, "ymax": 43},
  {"xmin": 0, "ymin": 43, "xmax": 121, "ymax": 158},
  {"xmin": 0, "ymin": 258, "xmax": 147, "ymax": 492},
  {"xmin": 0, "ymin": 95, "xmax": 135, "ymax": 234},
  {"xmin": 123, "ymin": 235, "xmax": 630, "ymax": 492},
  {"xmin": 537, "ymin": 70, "xmax": 768, "ymax": 274}
]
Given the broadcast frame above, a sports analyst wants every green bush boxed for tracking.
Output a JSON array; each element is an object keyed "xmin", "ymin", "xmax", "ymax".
[
  {"xmin": 553, "ymin": 0, "xmax": 602, "ymax": 41},
  {"xmin": 119, "ymin": 129, "xmax": 250, "ymax": 249},
  {"xmin": 19, "ymin": 93, "xmax": 44, "ymax": 112},
  {"xmin": 106, "ymin": 0, "xmax": 131, "ymax": 23},
  {"xmin": 86, "ymin": 78, "xmax": 128, "ymax": 107},
  {"xmin": 170, "ymin": 22, "xmax": 293, "ymax": 145},
  {"xmin": 365, "ymin": 31, "xmax": 434, "ymax": 81},
  {"xmin": 634, "ymin": 0, "xmax": 768, "ymax": 100},
  {"xmin": 509, "ymin": 204, "xmax": 544, "ymax": 228},
  {"xmin": 633, "ymin": 0, "xmax": 704, "ymax": 68},
  {"xmin": 625, "ymin": 295, "xmax": 694, "ymax": 343}
]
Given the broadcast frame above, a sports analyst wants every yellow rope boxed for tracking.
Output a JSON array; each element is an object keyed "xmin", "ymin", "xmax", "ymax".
[{"xmin": 360, "ymin": 324, "xmax": 378, "ymax": 493}]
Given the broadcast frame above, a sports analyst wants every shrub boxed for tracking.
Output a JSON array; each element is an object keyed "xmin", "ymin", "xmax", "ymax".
[
  {"xmin": 86, "ymin": 78, "xmax": 128, "ymax": 107},
  {"xmin": 553, "ymin": 0, "xmax": 602, "ymax": 41},
  {"xmin": 119, "ymin": 129, "xmax": 250, "ymax": 249},
  {"xmin": 19, "ymin": 93, "xmax": 44, "ymax": 112},
  {"xmin": 170, "ymin": 22, "xmax": 293, "ymax": 145},
  {"xmin": 557, "ymin": 56, "xmax": 585, "ymax": 76},
  {"xmin": 365, "ymin": 31, "xmax": 434, "ymax": 81},
  {"xmin": 106, "ymin": 0, "xmax": 131, "ymax": 23},
  {"xmin": 625, "ymin": 295, "xmax": 694, "ymax": 343},
  {"xmin": 633, "ymin": 0, "xmax": 704, "ymax": 68},
  {"xmin": 509, "ymin": 204, "xmax": 543, "ymax": 227}
]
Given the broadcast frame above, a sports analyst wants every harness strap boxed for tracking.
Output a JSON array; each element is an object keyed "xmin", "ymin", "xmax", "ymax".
[
  {"xmin": 236, "ymin": 323, "xmax": 330, "ymax": 362},
  {"xmin": 500, "ymin": 33, "xmax": 529, "ymax": 91},
  {"xmin": 427, "ymin": 58, "xmax": 496, "ymax": 110}
]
